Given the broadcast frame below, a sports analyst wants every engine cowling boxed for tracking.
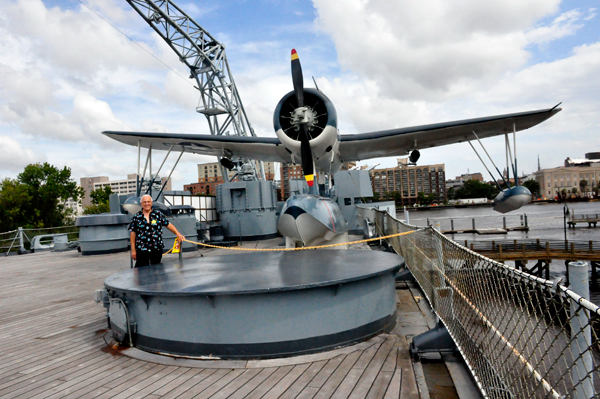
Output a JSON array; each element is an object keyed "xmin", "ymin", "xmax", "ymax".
[{"xmin": 273, "ymin": 88, "xmax": 342, "ymax": 175}]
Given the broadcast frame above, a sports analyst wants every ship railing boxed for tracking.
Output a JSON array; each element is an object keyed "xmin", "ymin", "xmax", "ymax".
[
  {"xmin": 374, "ymin": 209, "xmax": 600, "ymax": 399},
  {"xmin": 1, "ymin": 226, "xmax": 79, "ymax": 254}
]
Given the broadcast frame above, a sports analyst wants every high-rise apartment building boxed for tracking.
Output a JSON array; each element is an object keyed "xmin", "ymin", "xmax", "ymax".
[
  {"xmin": 80, "ymin": 174, "xmax": 171, "ymax": 207},
  {"xmin": 280, "ymin": 163, "xmax": 305, "ymax": 199},
  {"xmin": 197, "ymin": 161, "xmax": 276, "ymax": 181},
  {"xmin": 186, "ymin": 161, "xmax": 277, "ymax": 196},
  {"xmin": 370, "ymin": 158, "xmax": 446, "ymax": 205}
]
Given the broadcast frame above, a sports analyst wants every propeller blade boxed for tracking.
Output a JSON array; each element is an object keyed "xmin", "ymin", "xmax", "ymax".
[
  {"xmin": 291, "ymin": 49, "xmax": 314, "ymax": 187},
  {"xmin": 299, "ymin": 125, "xmax": 314, "ymax": 187},
  {"xmin": 291, "ymin": 49, "xmax": 304, "ymax": 107}
]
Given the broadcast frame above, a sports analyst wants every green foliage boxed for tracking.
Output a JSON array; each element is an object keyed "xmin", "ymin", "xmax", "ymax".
[
  {"xmin": 0, "ymin": 178, "xmax": 32, "ymax": 232},
  {"xmin": 89, "ymin": 186, "xmax": 112, "ymax": 205},
  {"xmin": 389, "ymin": 191, "xmax": 402, "ymax": 205},
  {"xmin": 446, "ymin": 187, "xmax": 455, "ymax": 200},
  {"xmin": 83, "ymin": 186, "xmax": 113, "ymax": 215},
  {"xmin": 417, "ymin": 192, "xmax": 435, "ymax": 205},
  {"xmin": 454, "ymin": 179, "xmax": 499, "ymax": 200},
  {"xmin": 83, "ymin": 203, "xmax": 111, "ymax": 215},
  {"xmin": 0, "ymin": 163, "xmax": 83, "ymax": 232},
  {"xmin": 523, "ymin": 180, "xmax": 540, "ymax": 197}
]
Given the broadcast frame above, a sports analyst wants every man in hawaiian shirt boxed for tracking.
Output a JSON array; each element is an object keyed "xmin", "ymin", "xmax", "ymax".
[{"xmin": 129, "ymin": 195, "xmax": 185, "ymax": 267}]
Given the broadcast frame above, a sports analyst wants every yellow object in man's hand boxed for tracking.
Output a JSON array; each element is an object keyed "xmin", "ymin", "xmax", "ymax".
[{"xmin": 172, "ymin": 238, "xmax": 181, "ymax": 254}]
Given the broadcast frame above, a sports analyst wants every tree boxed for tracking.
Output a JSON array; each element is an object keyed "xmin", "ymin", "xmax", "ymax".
[
  {"xmin": 522, "ymin": 180, "xmax": 540, "ymax": 197},
  {"xmin": 454, "ymin": 179, "xmax": 499, "ymax": 200},
  {"xmin": 446, "ymin": 187, "xmax": 456, "ymax": 200},
  {"xmin": 579, "ymin": 180, "xmax": 588, "ymax": 196},
  {"xmin": 417, "ymin": 192, "xmax": 435, "ymax": 205},
  {"xmin": 389, "ymin": 191, "xmax": 402, "ymax": 205},
  {"xmin": 90, "ymin": 186, "xmax": 113, "ymax": 205},
  {"xmin": 0, "ymin": 178, "xmax": 32, "ymax": 232},
  {"xmin": 84, "ymin": 186, "xmax": 113, "ymax": 214},
  {"xmin": 0, "ymin": 163, "xmax": 83, "ymax": 232}
]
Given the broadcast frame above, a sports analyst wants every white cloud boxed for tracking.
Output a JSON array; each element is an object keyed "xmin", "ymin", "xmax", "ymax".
[
  {"xmin": 0, "ymin": 134, "xmax": 46, "ymax": 174},
  {"xmin": 313, "ymin": 0, "xmax": 562, "ymax": 100},
  {"xmin": 0, "ymin": 0, "xmax": 598, "ymax": 190},
  {"xmin": 526, "ymin": 9, "xmax": 588, "ymax": 46}
]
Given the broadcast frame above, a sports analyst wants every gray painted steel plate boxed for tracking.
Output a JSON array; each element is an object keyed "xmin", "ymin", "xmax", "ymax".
[
  {"xmin": 76, "ymin": 213, "xmax": 130, "ymax": 226},
  {"xmin": 105, "ymin": 249, "xmax": 402, "ymax": 296}
]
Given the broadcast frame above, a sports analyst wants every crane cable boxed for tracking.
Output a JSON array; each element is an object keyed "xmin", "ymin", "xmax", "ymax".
[{"xmin": 76, "ymin": 0, "xmax": 194, "ymax": 88}]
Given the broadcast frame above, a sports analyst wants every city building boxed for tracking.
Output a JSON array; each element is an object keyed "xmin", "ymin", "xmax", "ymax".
[
  {"xmin": 80, "ymin": 176, "xmax": 109, "ymax": 207},
  {"xmin": 197, "ymin": 161, "xmax": 276, "ymax": 181},
  {"xmin": 370, "ymin": 158, "xmax": 446, "ymax": 205},
  {"xmin": 446, "ymin": 172, "xmax": 484, "ymax": 191},
  {"xmin": 80, "ymin": 174, "xmax": 171, "ymax": 207},
  {"xmin": 280, "ymin": 163, "xmax": 306, "ymax": 200},
  {"xmin": 535, "ymin": 155, "xmax": 600, "ymax": 198},
  {"xmin": 62, "ymin": 196, "xmax": 84, "ymax": 217},
  {"xmin": 184, "ymin": 176, "xmax": 224, "ymax": 196},
  {"xmin": 186, "ymin": 161, "xmax": 277, "ymax": 196}
]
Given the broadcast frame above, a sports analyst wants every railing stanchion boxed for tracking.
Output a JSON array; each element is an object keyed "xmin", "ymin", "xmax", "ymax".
[{"xmin": 568, "ymin": 261, "xmax": 594, "ymax": 399}]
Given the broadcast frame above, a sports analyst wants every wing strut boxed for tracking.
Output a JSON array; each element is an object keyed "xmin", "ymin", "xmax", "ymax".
[
  {"xmin": 155, "ymin": 150, "xmax": 185, "ymax": 200},
  {"xmin": 138, "ymin": 143, "xmax": 152, "ymax": 196},
  {"xmin": 467, "ymin": 141, "xmax": 503, "ymax": 191},
  {"xmin": 472, "ymin": 131, "xmax": 510, "ymax": 189}
]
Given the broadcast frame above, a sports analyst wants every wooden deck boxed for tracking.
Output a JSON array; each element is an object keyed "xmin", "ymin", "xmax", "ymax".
[{"xmin": 0, "ymin": 239, "xmax": 475, "ymax": 398}]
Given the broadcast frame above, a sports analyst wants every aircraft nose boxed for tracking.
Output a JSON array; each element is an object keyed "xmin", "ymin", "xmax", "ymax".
[{"xmin": 284, "ymin": 206, "xmax": 306, "ymax": 220}]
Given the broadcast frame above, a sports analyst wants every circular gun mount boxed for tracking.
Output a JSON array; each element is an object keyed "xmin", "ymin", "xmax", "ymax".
[{"xmin": 103, "ymin": 250, "xmax": 402, "ymax": 359}]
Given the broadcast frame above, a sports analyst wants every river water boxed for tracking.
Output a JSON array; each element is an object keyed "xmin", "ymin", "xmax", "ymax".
[{"xmin": 404, "ymin": 201, "xmax": 600, "ymax": 302}]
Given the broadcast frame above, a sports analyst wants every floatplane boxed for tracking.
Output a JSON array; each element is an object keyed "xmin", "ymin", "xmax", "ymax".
[{"xmin": 105, "ymin": 50, "xmax": 560, "ymax": 245}]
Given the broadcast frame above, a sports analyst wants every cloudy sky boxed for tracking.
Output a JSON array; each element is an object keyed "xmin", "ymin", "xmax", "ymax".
[{"xmin": 0, "ymin": 0, "xmax": 598, "ymax": 188}]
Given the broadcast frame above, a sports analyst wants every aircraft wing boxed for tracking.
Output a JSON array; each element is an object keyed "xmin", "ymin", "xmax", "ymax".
[
  {"xmin": 338, "ymin": 106, "xmax": 561, "ymax": 161},
  {"xmin": 102, "ymin": 131, "xmax": 291, "ymax": 163}
]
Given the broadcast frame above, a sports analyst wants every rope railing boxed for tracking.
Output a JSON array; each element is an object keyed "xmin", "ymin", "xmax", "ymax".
[
  {"xmin": 374, "ymin": 209, "xmax": 600, "ymax": 399},
  {"xmin": 163, "ymin": 231, "xmax": 416, "ymax": 255}
]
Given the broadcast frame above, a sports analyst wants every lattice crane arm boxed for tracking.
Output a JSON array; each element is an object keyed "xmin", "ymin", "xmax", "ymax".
[
  {"xmin": 125, "ymin": 0, "xmax": 266, "ymax": 181},
  {"xmin": 127, "ymin": 0, "xmax": 221, "ymax": 77}
]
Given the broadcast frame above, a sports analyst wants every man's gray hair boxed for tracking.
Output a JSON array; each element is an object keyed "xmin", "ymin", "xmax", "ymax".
[{"xmin": 140, "ymin": 194, "xmax": 153, "ymax": 202}]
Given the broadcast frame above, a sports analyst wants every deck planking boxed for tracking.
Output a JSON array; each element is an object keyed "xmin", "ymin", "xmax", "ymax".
[{"xmin": 0, "ymin": 238, "xmax": 436, "ymax": 398}]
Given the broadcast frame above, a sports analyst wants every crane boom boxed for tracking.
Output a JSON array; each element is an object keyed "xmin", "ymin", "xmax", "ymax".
[{"xmin": 126, "ymin": 0, "xmax": 265, "ymax": 181}]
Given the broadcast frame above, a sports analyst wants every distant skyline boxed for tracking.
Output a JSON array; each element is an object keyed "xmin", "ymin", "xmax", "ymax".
[{"xmin": 0, "ymin": 0, "xmax": 598, "ymax": 189}]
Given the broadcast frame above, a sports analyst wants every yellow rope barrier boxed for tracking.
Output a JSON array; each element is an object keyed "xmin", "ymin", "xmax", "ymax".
[{"xmin": 165, "ymin": 230, "xmax": 415, "ymax": 253}]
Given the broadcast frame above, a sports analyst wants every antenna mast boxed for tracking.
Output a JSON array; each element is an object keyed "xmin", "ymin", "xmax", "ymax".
[{"xmin": 126, "ymin": 0, "xmax": 265, "ymax": 181}]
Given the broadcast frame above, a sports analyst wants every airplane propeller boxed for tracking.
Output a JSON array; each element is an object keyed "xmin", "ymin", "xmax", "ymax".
[{"xmin": 291, "ymin": 49, "xmax": 315, "ymax": 188}]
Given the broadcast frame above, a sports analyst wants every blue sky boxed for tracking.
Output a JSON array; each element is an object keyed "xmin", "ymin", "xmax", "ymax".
[{"xmin": 0, "ymin": 0, "xmax": 599, "ymax": 189}]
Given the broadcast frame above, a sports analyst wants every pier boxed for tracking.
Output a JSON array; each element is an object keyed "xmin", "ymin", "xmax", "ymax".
[
  {"xmin": 461, "ymin": 238, "xmax": 600, "ymax": 281},
  {"xmin": 419, "ymin": 214, "xmax": 529, "ymax": 235},
  {"xmin": 568, "ymin": 213, "xmax": 600, "ymax": 228}
]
